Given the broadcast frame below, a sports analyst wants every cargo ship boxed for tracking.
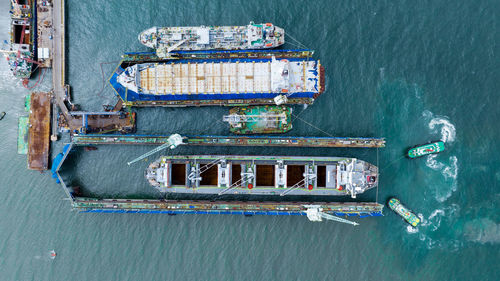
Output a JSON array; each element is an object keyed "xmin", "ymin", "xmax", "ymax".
[
  {"xmin": 223, "ymin": 105, "xmax": 292, "ymax": 134},
  {"xmin": 109, "ymin": 55, "xmax": 325, "ymax": 107},
  {"xmin": 139, "ymin": 22, "xmax": 285, "ymax": 58},
  {"xmin": 145, "ymin": 155, "xmax": 378, "ymax": 198},
  {"xmin": 5, "ymin": 0, "xmax": 35, "ymax": 79},
  {"xmin": 407, "ymin": 141, "xmax": 445, "ymax": 158},
  {"xmin": 388, "ymin": 198, "xmax": 420, "ymax": 227}
]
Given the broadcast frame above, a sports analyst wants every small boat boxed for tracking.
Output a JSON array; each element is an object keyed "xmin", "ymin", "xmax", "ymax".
[
  {"xmin": 407, "ymin": 141, "xmax": 445, "ymax": 158},
  {"xmin": 84, "ymin": 146, "xmax": 98, "ymax": 151},
  {"xmin": 223, "ymin": 105, "xmax": 292, "ymax": 134},
  {"xmin": 50, "ymin": 250, "xmax": 56, "ymax": 259},
  {"xmin": 0, "ymin": 112, "xmax": 5, "ymax": 120},
  {"xmin": 388, "ymin": 198, "xmax": 420, "ymax": 227}
]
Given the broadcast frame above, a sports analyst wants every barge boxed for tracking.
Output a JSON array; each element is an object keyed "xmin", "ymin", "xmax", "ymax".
[
  {"xmin": 109, "ymin": 54, "xmax": 325, "ymax": 107},
  {"xmin": 223, "ymin": 105, "xmax": 292, "ymax": 134},
  {"xmin": 139, "ymin": 22, "xmax": 284, "ymax": 58},
  {"xmin": 145, "ymin": 155, "xmax": 378, "ymax": 198}
]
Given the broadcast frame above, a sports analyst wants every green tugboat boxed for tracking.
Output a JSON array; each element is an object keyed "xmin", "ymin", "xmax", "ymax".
[
  {"xmin": 388, "ymin": 198, "xmax": 420, "ymax": 227},
  {"xmin": 407, "ymin": 141, "xmax": 445, "ymax": 158},
  {"xmin": 223, "ymin": 105, "xmax": 292, "ymax": 134}
]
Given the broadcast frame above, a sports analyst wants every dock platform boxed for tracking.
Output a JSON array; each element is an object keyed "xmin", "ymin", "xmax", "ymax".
[
  {"xmin": 28, "ymin": 92, "xmax": 51, "ymax": 170},
  {"xmin": 72, "ymin": 197, "xmax": 384, "ymax": 217},
  {"xmin": 36, "ymin": 0, "xmax": 53, "ymax": 68},
  {"xmin": 72, "ymin": 134, "xmax": 386, "ymax": 148}
]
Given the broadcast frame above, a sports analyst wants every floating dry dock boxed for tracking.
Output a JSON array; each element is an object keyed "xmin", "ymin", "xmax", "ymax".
[
  {"xmin": 72, "ymin": 197, "xmax": 383, "ymax": 217},
  {"xmin": 72, "ymin": 134, "xmax": 386, "ymax": 148},
  {"xmin": 53, "ymin": 145, "xmax": 384, "ymax": 222}
]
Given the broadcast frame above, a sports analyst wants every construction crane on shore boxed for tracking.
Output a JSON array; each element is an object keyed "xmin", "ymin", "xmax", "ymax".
[{"xmin": 126, "ymin": 134, "xmax": 184, "ymax": 165}]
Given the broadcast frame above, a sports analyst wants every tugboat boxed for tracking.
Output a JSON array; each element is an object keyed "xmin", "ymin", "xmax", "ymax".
[
  {"xmin": 388, "ymin": 198, "xmax": 420, "ymax": 227},
  {"xmin": 223, "ymin": 105, "xmax": 292, "ymax": 134},
  {"xmin": 407, "ymin": 141, "xmax": 445, "ymax": 158}
]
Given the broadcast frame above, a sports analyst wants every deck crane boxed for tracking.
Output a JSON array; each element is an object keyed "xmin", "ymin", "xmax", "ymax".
[
  {"xmin": 187, "ymin": 158, "xmax": 226, "ymax": 187},
  {"xmin": 304, "ymin": 205, "xmax": 359, "ymax": 226},
  {"xmin": 280, "ymin": 166, "xmax": 316, "ymax": 196},
  {"xmin": 156, "ymin": 36, "xmax": 197, "ymax": 58},
  {"xmin": 126, "ymin": 134, "xmax": 184, "ymax": 165},
  {"xmin": 218, "ymin": 166, "xmax": 255, "ymax": 195}
]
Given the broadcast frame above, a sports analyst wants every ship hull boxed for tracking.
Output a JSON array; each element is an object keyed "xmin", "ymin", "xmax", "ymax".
[
  {"xmin": 109, "ymin": 55, "xmax": 325, "ymax": 107},
  {"xmin": 145, "ymin": 155, "xmax": 378, "ymax": 197}
]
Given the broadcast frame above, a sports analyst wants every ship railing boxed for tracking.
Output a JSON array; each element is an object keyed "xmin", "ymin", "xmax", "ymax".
[{"xmin": 218, "ymin": 177, "xmax": 245, "ymax": 195}]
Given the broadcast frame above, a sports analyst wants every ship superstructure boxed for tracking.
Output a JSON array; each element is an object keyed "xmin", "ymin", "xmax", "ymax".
[
  {"xmin": 110, "ymin": 56, "xmax": 324, "ymax": 107},
  {"xmin": 145, "ymin": 155, "xmax": 378, "ymax": 198},
  {"xmin": 139, "ymin": 22, "xmax": 285, "ymax": 58}
]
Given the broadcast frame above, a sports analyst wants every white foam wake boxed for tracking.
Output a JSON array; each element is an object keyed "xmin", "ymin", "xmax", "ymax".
[
  {"xmin": 426, "ymin": 155, "xmax": 458, "ymax": 202},
  {"xmin": 423, "ymin": 110, "xmax": 456, "ymax": 143}
]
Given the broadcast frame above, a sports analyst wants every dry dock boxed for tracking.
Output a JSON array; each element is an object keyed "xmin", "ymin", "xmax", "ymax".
[{"xmin": 28, "ymin": 92, "xmax": 51, "ymax": 170}]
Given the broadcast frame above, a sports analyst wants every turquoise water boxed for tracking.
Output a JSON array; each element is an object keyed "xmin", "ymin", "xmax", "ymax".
[{"xmin": 1, "ymin": 0, "xmax": 499, "ymax": 280}]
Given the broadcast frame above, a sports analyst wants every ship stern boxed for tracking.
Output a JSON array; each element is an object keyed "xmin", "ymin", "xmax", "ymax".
[{"xmin": 138, "ymin": 27, "xmax": 158, "ymax": 49}]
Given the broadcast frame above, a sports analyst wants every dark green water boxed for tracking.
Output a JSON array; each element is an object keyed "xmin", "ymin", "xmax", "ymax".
[{"xmin": 1, "ymin": 0, "xmax": 499, "ymax": 280}]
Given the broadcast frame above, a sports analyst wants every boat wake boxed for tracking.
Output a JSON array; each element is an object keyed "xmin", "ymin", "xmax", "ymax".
[
  {"xmin": 426, "ymin": 155, "xmax": 458, "ymax": 202},
  {"xmin": 422, "ymin": 110, "xmax": 459, "ymax": 202},
  {"xmin": 423, "ymin": 110, "xmax": 457, "ymax": 143}
]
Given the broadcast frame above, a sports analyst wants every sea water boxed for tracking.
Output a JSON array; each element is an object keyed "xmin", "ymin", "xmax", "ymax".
[{"xmin": 0, "ymin": 0, "xmax": 499, "ymax": 280}]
